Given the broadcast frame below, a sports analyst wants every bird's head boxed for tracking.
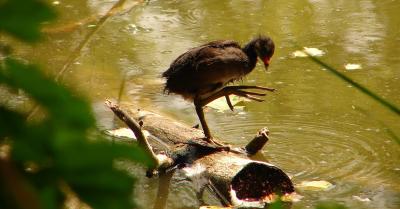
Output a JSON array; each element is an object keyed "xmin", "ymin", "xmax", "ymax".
[{"xmin": 254, "ymin": 35, "xmax": 275, "ymax": 70}]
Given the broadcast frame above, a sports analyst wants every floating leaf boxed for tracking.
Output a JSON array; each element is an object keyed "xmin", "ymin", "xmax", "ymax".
[
  {"xmin": 206, "ymin": 95, "xmax": 248, "ymax": 112},
  {"xmin": 345, "ymin": 63, "xmax": 362, "ymax": 71},
  {"xmin": 292, "ymin": 50, "xmax": 308, "ymax": 57},
  {"xmin": 292, "ymin": 47, "xmax": 325, "ymax": 58},
  {"xmin": 1, "ymin": 58, "xmax": 94, "ymax": 130},
  {"xmin": 352, "ymin": 195, "xmax": 371, "ymax": 202},
  {"xmin": 297, "ymin": 180, "xmax": 334, "ymax": 191},
  {"xmin": 106, "ymin": 128, "xmax": 136, "ymax": 139}
]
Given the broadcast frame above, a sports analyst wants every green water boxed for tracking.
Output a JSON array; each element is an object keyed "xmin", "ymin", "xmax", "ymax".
[{"xmin": 7, "ymin": 0, "xmax": 400, "ymax": 208}]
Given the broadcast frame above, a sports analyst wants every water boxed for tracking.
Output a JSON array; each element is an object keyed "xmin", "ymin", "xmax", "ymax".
[{"xmin": 6, "ymin": 0, "xmax": 400, "ymax": 208}]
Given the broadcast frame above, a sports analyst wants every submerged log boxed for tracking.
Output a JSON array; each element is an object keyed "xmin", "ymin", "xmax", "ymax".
[{"xmin": 106, "ymin": 101, "xmax": 295, "ymax": 208}]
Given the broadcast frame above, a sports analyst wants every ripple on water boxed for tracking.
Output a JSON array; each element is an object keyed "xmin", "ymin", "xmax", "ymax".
[
  {"xmin": 181, "ymin": 8, "xmax": 203, "ymax": 25},
  {"xmin": 215, "ymin": 112, "xmax": 398, "ymax": 194}
]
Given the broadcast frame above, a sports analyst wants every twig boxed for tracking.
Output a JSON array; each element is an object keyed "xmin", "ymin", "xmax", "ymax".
[
  {"xmin": 105, "ymin": 100, "xmax": 174, "ymax": 174},
  {"xmin": 105, "ymin": 100, "xmax": 157, "ymax": 164}
]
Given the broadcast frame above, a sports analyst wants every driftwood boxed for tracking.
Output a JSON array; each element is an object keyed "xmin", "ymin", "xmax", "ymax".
[{"xmin": 106, "ymin": 101, "xmax": 295, "ymax": 208}]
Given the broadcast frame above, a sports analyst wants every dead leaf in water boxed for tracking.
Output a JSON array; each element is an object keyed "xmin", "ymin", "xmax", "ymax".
[
  {"xmin": 105, "ymin": 128, "xmax": 135, "ymax": 139},
  {"xmin": 206, "ymin": 95, "xmax": 247, "ymax": 112},
  {"xmin": 292, "ymin": 47, "xmax": 325, "ymax": 57},
  {"xmin": 292, "ymin": 50, "xmax": 308, "ymax": 57},
  {"xmin": 345, "ymin": 63, "xmax": 362, "ymax": 71},
  {"xmin": 353, "ymin": 195, "xmax": 371, "ymax": 202},
  {"xmin": 297, "ymin": 180, "xmax": 334, "ymax": 191}
]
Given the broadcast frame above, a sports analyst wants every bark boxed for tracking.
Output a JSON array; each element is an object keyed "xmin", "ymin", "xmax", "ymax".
[{"xmin": 106, "ymin": 102, "xmax": 294, "ymax": 207}]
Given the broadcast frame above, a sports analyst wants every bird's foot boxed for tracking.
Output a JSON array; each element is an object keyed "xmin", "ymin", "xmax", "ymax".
[
  {"xmin": 196, "ymin": 85, "xmax": 276, "ymax": 111},
  {"xmin": 228, "ymin": 85, "xmax": 276, "ymax": 92},
  {"xmin": 203, "ymin": 136, "xmax": 226, "ymax": 147},
  {"xmin": 223, "ymin": 85, "xmax": 276, "ymax": 103}
]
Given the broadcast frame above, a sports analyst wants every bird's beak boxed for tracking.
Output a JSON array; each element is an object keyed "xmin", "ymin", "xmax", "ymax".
[{"xmin": 263, "ymin": 57, "xmax": 271, "ymax": 70}]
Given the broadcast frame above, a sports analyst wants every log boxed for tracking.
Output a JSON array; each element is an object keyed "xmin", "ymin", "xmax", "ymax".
[{"xmin": 106, "ymin": 101, "xmax": 295, "ymax": 208}]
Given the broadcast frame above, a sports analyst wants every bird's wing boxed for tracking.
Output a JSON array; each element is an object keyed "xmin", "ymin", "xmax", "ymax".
[
  {"xmin": 162, "ymin": 49, "xmax": 195, "ymax": 78},
  {"xmin": 162, "ymin": 40, "xmax": 243, "ymax": 78},
  {"xmin": 195, "ymin": 46, "xmax": 248, "ymax": 70},
  {"xmin": 198, "ymin": 40, "xmax": 241, "ymax": 49},
  {"xmin": 193, "ymin": 47, "xmax": 250, "ymax": 85}
]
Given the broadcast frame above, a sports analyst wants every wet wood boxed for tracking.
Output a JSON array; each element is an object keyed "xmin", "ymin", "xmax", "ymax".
[{"xmin": 106, "ymin": 101, "xmax": 294, "ymax": 207}]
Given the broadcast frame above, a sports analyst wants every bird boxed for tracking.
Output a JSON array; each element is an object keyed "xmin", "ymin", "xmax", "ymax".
[{"xmin": 162, "ymin": 35, "xmax": 275, "ymax": 145}]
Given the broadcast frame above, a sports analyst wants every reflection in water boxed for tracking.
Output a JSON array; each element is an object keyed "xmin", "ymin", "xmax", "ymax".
[
  {"xmin": 6, "ymin": 0, "xmax": 400, "ymax": 208},
  {"xmin": 153, "ymin": 172, "xmax": 173, "ymax": 209}
]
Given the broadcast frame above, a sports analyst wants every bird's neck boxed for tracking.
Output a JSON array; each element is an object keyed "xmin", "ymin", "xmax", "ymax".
[{"xmin": 242, "ymin": 40, "xmax": 258, "ymax": 72}]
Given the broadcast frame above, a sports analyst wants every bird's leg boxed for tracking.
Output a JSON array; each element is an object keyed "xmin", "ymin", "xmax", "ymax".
[
  {"xmin": 194, "ymin": 98, "xmax": 225, "ymax": 146},
  {"xmin": 193, "ymin": 84, "xmax": 275, "ymax": 145},
  {"xmin": 194, "ymin": 101, "xmax": 212, "ymax": 139}
]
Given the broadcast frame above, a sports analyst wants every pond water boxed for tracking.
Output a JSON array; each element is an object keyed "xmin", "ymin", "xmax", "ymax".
[{"xmin": 9, "ymin": 0, "xmax": 400, "ymax": 208}]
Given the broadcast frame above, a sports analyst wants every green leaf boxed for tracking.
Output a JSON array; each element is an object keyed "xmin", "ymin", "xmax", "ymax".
[
  {"xmin": 0, "ymin": 58, "xmax": 94, "ymax": 130},
  {"xmin": 37, "ymin": 186, "xmax": 64, "ymax": 209},
  {"xmin": 0, "ymin": 58, "xmax": 149, "ymax": 208},
  {"xmin": 0, "ymin": 106, "xmax": 26, "ymax": 138},
  {"xmin": 0, "ymin": 0, "xmax": 56, "ymax": 42},
  {"xmin": 268, "ymin": 199, "xmax": 285, "ymax": 209},
  {"xmin": 69, "ymin": 170, "xmax": 136, "ymax": 209},
  {"xmin": 55, "ymin": 140, "xmax": 153, "ymax": 171},
  {"xmin": 0, "ymin": 107, "xmax": 49, "ymax": 163}
]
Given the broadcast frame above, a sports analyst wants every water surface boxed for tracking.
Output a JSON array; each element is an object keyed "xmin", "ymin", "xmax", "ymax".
[{"xmin": 8, "ymin": 0, "xmax": 400, "ymax": 208}]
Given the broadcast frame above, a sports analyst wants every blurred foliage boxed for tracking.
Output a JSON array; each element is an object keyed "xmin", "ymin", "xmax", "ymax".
[
  {"xmin": 0, "ymin": 0, "xmax": 56, "ymax": 42},
  {"xmin": 0, "ymin": 1, "xmax": 153, "ymax": 209}
]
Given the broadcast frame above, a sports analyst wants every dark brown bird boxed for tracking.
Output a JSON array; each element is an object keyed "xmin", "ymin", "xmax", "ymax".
[{"xmin": 162, "ymin": 35, "xmax": 275, "ymax": 145}]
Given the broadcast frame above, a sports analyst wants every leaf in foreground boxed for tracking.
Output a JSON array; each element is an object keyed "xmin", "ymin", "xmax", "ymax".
[
  {"xmin": 0, "ymin": 58, "xmax": 153, "ymax": 209},
  {"xmin": 0, "ymin": 0, "xmax": 56, "ymax": 42}
]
